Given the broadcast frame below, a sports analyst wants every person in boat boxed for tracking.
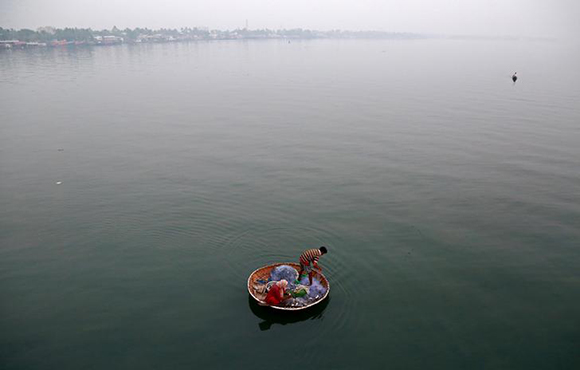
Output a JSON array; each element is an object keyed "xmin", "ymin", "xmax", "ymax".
[
  {"xmin": 265, "ymin": 279, "xmax": 291, "ymax": 306},
  {"xmin": 512, "ymin": 72, "xmax": 517, "ymax": 83},
  {"xmin": 298, "ymin": 246, "xmax": 328, "ymax": 285}
]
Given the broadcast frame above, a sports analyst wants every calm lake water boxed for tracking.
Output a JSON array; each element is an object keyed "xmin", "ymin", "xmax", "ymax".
[{"xmin": 1, "ymin": 39, "xmax": 580, "ymax": 369}]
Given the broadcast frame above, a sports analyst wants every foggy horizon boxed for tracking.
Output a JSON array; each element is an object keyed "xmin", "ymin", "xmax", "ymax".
[{"xmin": 1, "ymin": 0, "xmax": 580, "ymax": 40}]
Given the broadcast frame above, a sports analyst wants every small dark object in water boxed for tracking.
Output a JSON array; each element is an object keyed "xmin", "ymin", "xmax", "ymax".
[{"xmin": 512, "ymin": 72, "xmax": 518, "ymax": 83}]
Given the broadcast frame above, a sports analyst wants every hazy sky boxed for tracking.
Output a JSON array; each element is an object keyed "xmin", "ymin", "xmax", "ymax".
[{"xmin": 1, "ymin": 0, "xmax": 579, "ymax": 38}]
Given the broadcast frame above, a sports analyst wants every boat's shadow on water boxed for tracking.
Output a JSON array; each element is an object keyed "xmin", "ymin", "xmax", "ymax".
[{"xmin": 247, "ymin": 295, "xmax": 330, "ymax": 331}]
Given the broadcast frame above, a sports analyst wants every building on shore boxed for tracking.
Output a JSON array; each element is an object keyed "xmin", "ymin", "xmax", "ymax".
[
  {"xmin": 94, "ymin": 35, "xmax": 123, "ymax": 45},
  {"xmin": 0, "ymin": 40, "xmax": 24, "ymax": 48}
]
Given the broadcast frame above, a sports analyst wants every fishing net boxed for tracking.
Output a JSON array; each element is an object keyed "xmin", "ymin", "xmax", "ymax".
[
  {"xmin": 254, "ymin": 264, "xmax": 328, "ymax": 308},
  {"xmin": 299, "ymin": 276, "xmax": 327, "ymax": 299},
  {"xmin": 269, "ymin": 265, "xmax": 298, "ymax": 285}
]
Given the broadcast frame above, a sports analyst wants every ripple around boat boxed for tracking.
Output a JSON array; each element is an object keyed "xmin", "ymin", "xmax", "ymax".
[{"xmin": 247, "ymin": 262, "xmax": 330, "ymax": 311}]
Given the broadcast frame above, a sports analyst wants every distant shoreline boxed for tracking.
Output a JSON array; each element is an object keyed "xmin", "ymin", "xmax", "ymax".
[
  {"xmin": 0, "ymin": 27, "xmax": 423, "ymax": 49},
  {"xmin": 1, "ymin": 26, "xmax": 549, "ymax": 50}
]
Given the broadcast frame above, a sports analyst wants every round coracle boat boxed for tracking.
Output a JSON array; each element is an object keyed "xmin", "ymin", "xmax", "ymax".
[{"xmin": 247, "ymin": 262, "xmax": 330, "ymax": 311}]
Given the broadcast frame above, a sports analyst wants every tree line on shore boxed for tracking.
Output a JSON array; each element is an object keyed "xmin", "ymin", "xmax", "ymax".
[
  {"xmin": 0, "ymin": 26, "xmax": 419, "ymax": 42},
  {"xmin": 0, "ymin": 27, "xmax": 202, "ymax": 42}
]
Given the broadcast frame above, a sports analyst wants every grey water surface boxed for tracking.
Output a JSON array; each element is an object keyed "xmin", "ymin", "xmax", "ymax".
[{"xmin": 1, "ymin": 39, "xmax": 579, "ymax": 369}]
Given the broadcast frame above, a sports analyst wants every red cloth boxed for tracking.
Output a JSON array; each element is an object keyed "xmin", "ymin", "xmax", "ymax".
[{"xmin": 265, "ymin": 284, "xmax": 283, "ymax": 306}]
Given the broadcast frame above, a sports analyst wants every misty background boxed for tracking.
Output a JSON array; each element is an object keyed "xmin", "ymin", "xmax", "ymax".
[{"xmin": 1, "ymin": 0, "xmax": 579, "ymax": 39}]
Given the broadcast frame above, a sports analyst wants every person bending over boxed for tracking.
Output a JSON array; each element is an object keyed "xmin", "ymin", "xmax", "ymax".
[{"xmin": 298, "ymin": 246, "xmax": 328, "ymax": 285}]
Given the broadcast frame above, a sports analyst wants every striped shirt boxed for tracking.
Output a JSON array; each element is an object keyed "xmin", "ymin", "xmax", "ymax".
[{"xmin": 299, "ymin": 249, "xmax": 322, "ymax": 266}]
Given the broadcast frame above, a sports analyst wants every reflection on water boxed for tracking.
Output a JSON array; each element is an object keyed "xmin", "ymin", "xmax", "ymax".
[{"xmin": 248, "ymin": 295, "xmax": 330, "ymax": 331}]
